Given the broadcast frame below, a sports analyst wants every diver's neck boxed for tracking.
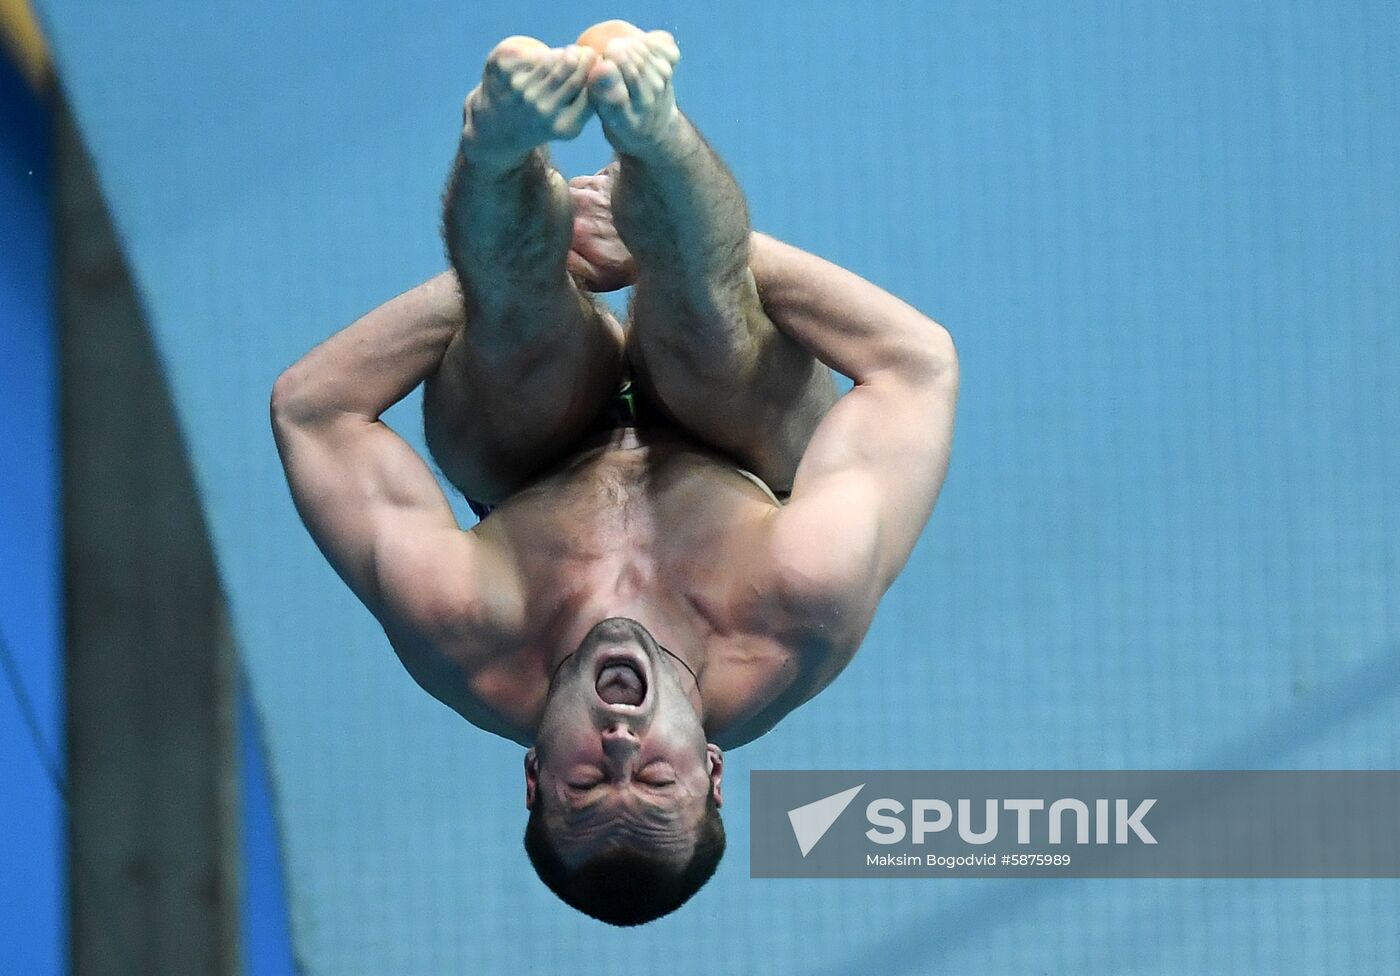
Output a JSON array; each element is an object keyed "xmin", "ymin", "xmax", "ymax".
[{"xmin": 664, "ymin": 647, "xmax": 707, "ymax": 721}]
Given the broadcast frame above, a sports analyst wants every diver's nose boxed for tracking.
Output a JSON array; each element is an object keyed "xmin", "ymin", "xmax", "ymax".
[{"xmin": 600, "ymin": 724, "xmax": 640, "ymax": 760}]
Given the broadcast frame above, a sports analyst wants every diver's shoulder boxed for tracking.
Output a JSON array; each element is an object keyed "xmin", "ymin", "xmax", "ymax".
[{"xmin": 701, "ymin": 618, "xmax": 867, "ymax": 750}]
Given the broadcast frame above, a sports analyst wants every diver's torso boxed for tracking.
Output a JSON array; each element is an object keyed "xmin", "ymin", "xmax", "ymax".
[{"xmin": 428, "ymin": 426, "xmax": 808, "ymax": 747}]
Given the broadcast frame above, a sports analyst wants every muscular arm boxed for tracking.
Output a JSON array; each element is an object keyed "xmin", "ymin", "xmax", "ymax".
[
  {"xmin": 748, "ymin": 232, "xmax": 959, "ymax": 649},
  {"xmin": 270, "ymin": 273, "xmax": 491, "ymax": 638}
]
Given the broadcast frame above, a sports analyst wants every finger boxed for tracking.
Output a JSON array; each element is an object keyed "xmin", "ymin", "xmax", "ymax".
[
  {"xmin": 568, "ymin": 183, "xmax": 607, "ymax": 206},
  {"xmin": 572, "ymin": 190, "xmax": 608, "ymax": 215},
  {"xmin": 567, "ymin": 250, "xmax": 598, "ymax": 284}
]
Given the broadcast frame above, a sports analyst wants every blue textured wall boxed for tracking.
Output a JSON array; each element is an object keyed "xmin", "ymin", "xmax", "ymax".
[
  {"xmin": 0, "ymin": 50, "xmax": 64, "ymax": 976},
  {"xmin": 29, "ymin": 1, "xmax": 1400, "ymax": 972},
  {"xmin": 241, "ymin": 685, "xmax": 296, "ymax": 975}
]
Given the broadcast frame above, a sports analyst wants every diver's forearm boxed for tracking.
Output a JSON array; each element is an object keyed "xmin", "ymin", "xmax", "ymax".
[
  {"xmin": 748, "ymin": 231, "xmax": 954, "ymax": 384},
  {"xmin": 272, "ymin": 272, "xmax": 463, "ymax": 425}
]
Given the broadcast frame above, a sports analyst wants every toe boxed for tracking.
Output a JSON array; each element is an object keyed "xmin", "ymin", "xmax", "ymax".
[
  {"xmin": 645, "ymin": 30, "xmax": 680, "ymax": 64},
  {"xmin": 605, "ymin": 35, "xmax": 653, "ymax": 65},
  {"xmin": 550, "ymin": 52, "xmax": 593, "ymax": 106},
  {"xmin": 587, "ymin": 58, "xmax": 627, "ymax": 99},
  {"xmin": 489, "ymin": 34, "xmax": 549, "ymax": 70},
  {"xmin": 577, "ymin": 18, "xmax": 645, "ymax": 53},
  {"xmin": 542, "ymin": 50, "xmax": 575, "ymax": 84},
  {"xmin": 637, "ymin": 58, "xmax": 667, "ymax": 95},
  {"xmin": 615, "ymin": 55, "xmax": 655, "ymax": 106},
  {"xmin": 514, "ymin": 51, "xmax": 558, "ymax": 93},
  {"xmin": 553, "ymin": 85, "xmax": 594, "ymax": 137}
]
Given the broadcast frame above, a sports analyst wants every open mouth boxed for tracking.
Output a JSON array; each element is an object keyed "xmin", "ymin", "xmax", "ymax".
[{"xmin": 595, "ymin": 656, "xmax": 647, "ymax": 707}]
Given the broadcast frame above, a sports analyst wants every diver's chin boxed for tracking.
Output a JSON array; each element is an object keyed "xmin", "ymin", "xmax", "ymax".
[{"xmin": 584, "ymin": 616, "xmax": 656, "ymax": 648}]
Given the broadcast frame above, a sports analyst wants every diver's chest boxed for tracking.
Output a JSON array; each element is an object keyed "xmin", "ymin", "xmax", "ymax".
[
  {"xmin": 502, "ymin": 446, "xmax": 753, "ymax": 572},
  {"xmin": 534, "ymin": 450, "xmax": 695, "ymax": 543},
  {"xmin": 523, "ymin": 484, "xmax": 738, "ymax": 599}
]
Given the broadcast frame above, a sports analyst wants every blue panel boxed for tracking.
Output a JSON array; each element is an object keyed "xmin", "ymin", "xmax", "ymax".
[
  {"xmin": 28, "ymin": 0, "xmax": 1400, "ymax": 972},
  {"xmin": 240, "ymin": 687, "xmax": 297, "ymax": 976},
  {"xmin": 0, "ymin": 50, "xmax": 64, "ymax": 976}
]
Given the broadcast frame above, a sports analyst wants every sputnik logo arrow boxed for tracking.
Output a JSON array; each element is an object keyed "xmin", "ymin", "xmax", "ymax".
[{"xmin": 787, "ymin": 784, "xmax": 865, "ymax": 857}]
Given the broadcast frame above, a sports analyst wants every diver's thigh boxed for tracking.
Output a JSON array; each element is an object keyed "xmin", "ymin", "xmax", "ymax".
[
  {"xmin": 424, "ymin": 287, "xmax": 625, "ymax": 505},
  {"xmin": 625, "ymin": 276, "xmax": 837, "ymax": 493}
]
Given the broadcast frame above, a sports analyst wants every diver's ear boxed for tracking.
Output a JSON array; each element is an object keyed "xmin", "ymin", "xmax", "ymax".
[
  {"xmin": 705, "ymin": 743, "xmax": 724, "ymax": 808},
  {"xmin": 524, "ymin": 748, "xmax": 540, "ymax": 810}
]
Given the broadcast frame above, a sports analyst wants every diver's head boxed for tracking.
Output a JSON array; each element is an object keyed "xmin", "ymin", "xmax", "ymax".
[{"xmin": 525, "ymin": 616, "xmax": 725, "ymax": 925}]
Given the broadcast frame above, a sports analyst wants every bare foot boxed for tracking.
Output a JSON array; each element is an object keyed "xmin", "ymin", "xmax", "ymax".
[
  {"xmin": 462, "ymin": 36, "xmax": 597, "ymax": 167},
  {"xmin": 585, "ymin": 27, "xmax": 684, "ymax": 159}
]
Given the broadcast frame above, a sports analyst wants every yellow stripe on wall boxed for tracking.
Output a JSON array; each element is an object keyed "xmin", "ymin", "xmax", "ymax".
[{"xmin": 0, "ymin": 0, "xmax": 49, "ymax": 91}]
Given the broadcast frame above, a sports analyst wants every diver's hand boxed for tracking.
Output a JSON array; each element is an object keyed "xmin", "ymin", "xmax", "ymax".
[{"xmin": 566, "ymin": 162, "xmax": 637, "ymax": 292}]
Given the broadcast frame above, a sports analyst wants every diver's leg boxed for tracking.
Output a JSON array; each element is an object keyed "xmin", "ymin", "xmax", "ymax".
[
  {"xmin": 587, "ymin": 27, "xmax": 836, "ymax": 493},
  {"xmin": 426, "ymin": 37, "xmax": 625, "ymax": 505}
]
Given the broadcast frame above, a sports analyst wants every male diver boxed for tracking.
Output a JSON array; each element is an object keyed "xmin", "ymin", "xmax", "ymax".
[{"xmin": 271, "ymin": 21, "xmax": 958, "ymax": 925}]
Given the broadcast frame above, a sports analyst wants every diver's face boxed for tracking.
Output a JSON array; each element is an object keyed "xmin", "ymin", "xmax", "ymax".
[{"xmin": 527, "ymin": 617, "xmax": 723, "ymax": 868}]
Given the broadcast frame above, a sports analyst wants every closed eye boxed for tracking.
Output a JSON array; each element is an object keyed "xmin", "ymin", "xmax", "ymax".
[
  {"xmin": 567, "ymin": 768, "xmax": 605, "ymax": 790},
  {"xmin": 640, "ymin": 762, "xmax": 677, "ymax": 787}
]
